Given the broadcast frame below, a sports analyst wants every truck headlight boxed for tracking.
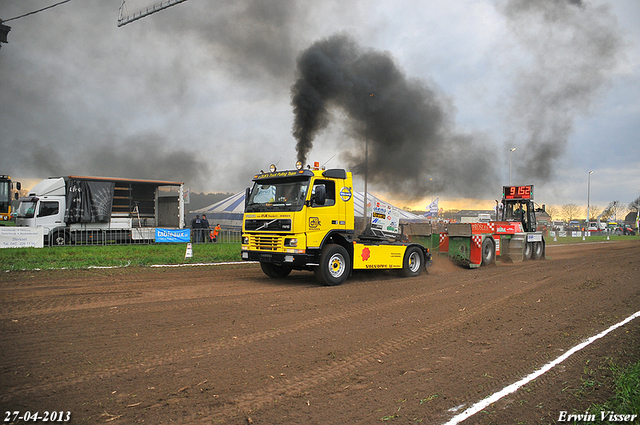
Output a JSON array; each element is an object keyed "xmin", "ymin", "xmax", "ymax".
[{"xmin": 284, "ymin": 238, "xmax": 298, "ymax": 247}]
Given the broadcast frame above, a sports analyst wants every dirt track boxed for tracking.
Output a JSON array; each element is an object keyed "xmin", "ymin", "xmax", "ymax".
[{"xmin": 1, "ymin": 240, "xmax": 639, "ymax": 424}]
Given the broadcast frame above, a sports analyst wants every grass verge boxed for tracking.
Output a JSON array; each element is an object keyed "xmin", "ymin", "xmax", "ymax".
[
  {"xmin": 588, "ymin": 361, "xmax": 640, "ymax": 420},
  {"xmin": 545, "ymin": 234, "xmax": 638, "ymax": 245},
  {"xmin": 0, "ymin": 243, "xmax": 242, "ymax": 271}
]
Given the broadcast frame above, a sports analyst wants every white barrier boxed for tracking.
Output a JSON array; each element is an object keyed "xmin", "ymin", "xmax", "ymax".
[{"xmin": 0, "ymin": 227, "xmax": 44, "ymax": 248}]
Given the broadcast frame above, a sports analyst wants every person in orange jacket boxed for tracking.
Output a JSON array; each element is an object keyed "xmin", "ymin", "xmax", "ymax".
[{"xmin": 212, "ymin": 223, "xmax": 221, "ymax": 243}]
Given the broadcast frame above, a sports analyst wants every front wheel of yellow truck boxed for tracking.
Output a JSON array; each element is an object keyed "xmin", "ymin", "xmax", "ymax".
[
  {"xmin": 400, "ymin": 246, "xmax": 424, "ymax": 277},
  {"xmin": 314, "ymin": 244, "xmax": 350, "ymax": 286}
]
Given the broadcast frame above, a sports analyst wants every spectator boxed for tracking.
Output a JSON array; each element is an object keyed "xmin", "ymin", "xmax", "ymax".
[
  {"xmin": 201, "ymin": 214, "xmax": 210, "ymax": 242},
  {"xmin": 213, "ymin": 223, "xmax": 221, "ymax": 243},
  {"xmin": 191, "ymin": 214, "xmax": 202, "ymax": 242}
]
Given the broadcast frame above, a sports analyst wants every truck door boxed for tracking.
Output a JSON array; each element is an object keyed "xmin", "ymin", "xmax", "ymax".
[
  {"xmin": 36, "ymin": 200, "xmax": 63, "ymax": 235},
  {"xmin": 306, "ymin": 179, "xmax": 340, "ymax": 249}
]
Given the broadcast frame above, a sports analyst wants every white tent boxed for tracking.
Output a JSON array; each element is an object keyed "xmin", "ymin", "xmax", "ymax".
[
  {"xmin": 191, "ymin": 191, "xmax": 426, "ymax": 230},
  {"xmin": 190, "ymin": 191, "xmax": 245, "ymax": 230}
]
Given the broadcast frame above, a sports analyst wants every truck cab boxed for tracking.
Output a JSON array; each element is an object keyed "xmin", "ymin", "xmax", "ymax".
[{"xmin": 15, "ymin": 178, "xmax": 66, "ymax": 243}]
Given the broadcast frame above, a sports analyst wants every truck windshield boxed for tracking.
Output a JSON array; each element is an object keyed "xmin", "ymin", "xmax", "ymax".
[
  {"xmin": 246, "ymin": 179, "xmax": 310, "ymax": 212},
  {"xmin": 17, "ymin": 201, "xmax": 37, "ymax": 218}
]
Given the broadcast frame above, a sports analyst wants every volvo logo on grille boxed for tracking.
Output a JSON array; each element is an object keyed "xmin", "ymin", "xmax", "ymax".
[{"xmin": 245, "ymin": 219, "xmax": 292, "ymax": 231}]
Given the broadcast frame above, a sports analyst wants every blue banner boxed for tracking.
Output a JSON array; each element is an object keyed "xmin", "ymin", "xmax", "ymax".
[{"xmin": 155, "ymin": 228, "xmax": 190, "ymax": 243}]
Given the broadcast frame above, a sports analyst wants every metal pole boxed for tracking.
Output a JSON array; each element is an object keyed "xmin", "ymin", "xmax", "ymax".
[
  {"xmin": 363, "ymin": 139, "xmax": 369, "ymax": 225},
  {"xmin": 587, "ymin": 170, "xmax": 593, "ymax": 222},
  {"xmin": 509, "ymin": 147, "xmax": 516, "ymax": 185}
]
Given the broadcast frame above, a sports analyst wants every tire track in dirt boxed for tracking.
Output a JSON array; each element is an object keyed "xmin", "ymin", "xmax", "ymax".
[
  {"xmin": 0, "ymin": 259, "xmax": 562, "ymax": 404},
  {"xmin": 0, "ymin": 277, "xmax": 294, "ymax": 322},
  {"xmin": 175, "ymin": 264, "xmax": 594, "ymax": 423},
  {"xmin": 4, "ymin": 245, "xmax": 635, "ymax": 422},
  {"xmin": 0, "ymin": 258, "xmax": 534, "ymax": 323}
]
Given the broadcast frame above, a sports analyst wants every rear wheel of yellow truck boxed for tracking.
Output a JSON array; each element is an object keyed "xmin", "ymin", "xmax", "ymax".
[
  {"xmin": 400, "ymin": 246, "xmax": 424, "ymax": 277},
  {"xmin": 314, "ymin": 244, "xmax": 350, "ymax": 286}
]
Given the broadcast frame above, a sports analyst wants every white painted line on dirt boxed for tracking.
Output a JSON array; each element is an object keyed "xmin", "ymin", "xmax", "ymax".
[
  {"xmin": 546, "ymin": 241, "xmax": 616, "ymax": 248},
  {"xmin": 150, "ymin": 261, "xmax": 255, "ymax": 268},
  {"xmin": 441, "ymin": 310, "xmax": 640, "ymax": 425}
]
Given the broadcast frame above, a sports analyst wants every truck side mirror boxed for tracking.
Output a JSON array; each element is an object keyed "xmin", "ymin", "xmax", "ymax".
[
  {"xmin": 244, "ymin": 187, "xmax": 250, "ymax": 211},
  {"xmin": 314, "ymin": 185, "xmax": 326, "ymax": 206},
  {"xmin": 16, "ymin": 182, "xmax": 21, "ymax": 191},
  {"xmin": 14, "ymin": 193, "xmax": 18, "ymax": 200}
]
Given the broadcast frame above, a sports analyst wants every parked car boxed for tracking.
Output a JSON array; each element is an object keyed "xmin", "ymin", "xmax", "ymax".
[
  {"xmin": 567, "ymin": 220, "xmax": 581, "ymax": 231},
  {"xmin": 587, "ymin": 222, "xmax": 602, "ymax": 232}
]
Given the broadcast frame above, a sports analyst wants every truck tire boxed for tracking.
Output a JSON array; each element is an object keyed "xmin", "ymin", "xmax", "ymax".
[
  {"xmin": 532, "ymin": 241, "xmax": 544, "ymax": 260},
  {"xmin": 314, "ymin": 244, "xmax": 350, "ymax": 286},
  {"xmin": 52, "ymin": 230, "xmax": 68, "ymax": 247},
  {"xmin": 481, "ymin": 238, "xmax": 495, "ymax": 266},
  {"xmin": 260, "ymin": 262, "xmax": 292, "ymax": 279},
  {"xmin": 523, "ymin": 241, "xmax": 532, "ymax": 261},
  {"xmin": 400, "ymin": 246, "xmax": 424, "ymax": 277}
]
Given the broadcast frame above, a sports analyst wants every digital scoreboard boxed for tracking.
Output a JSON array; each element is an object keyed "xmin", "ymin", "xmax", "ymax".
[{"xmin": 503, "ymin": 185, "xmax": 534, "ymax": 200}]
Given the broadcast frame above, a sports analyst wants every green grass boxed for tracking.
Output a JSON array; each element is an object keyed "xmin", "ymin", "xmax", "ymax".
[
  {"xmin": 0, "ymin": 243, "xmax": 242, "ymax": 271},
  {"xmin": 588, "ymin": 361, "xmax": 640, "ymax": 420},
  {"xmin": 545, "ymin": 234, "xmax": 638, "ymax": 245}
]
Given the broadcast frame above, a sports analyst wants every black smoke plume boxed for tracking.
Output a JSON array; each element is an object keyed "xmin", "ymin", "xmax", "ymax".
[{"xmin": 291, "ymin": 34, "xmax": 497, "ymax": 200}]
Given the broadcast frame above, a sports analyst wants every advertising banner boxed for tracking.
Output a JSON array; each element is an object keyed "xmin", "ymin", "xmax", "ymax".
[
  {"xmin": 370, "ymin": 200, "xmax": 400, "ymax": 234},
  {"xmin": 155, "ymin": 228, "xmax": 190, "ymax": 243},
  {"xmin": 0, "ymin": 227, "xmax": 44, "ymax": 248}
]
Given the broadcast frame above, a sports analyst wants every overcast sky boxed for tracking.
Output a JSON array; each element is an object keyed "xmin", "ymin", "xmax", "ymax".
[{"xmin": 1, "ymin": 0, "xmax": 638, "ymax": 212}]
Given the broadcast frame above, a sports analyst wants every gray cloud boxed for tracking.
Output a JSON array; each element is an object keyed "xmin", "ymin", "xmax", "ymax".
[
  {"xmin": 0, "ymin": 0, "xmax": 631, "ymax": 204},
  {"xmin": 2, "ymin": 134, "xmax": 210, "ymax": 187},
  {"xmin": 498, "ymin": 0, "xmax": 623, "ymax": 182}
]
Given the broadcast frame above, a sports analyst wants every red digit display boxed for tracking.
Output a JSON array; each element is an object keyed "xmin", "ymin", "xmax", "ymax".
[{"xmin": 503, "ymin": 185, "xmax": 533, "ymax": 200}]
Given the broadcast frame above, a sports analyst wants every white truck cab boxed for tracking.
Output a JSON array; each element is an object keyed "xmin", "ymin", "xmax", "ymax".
[{"xmin": 15, "ymin": 178, "xmax": 66, "ymax": 238}]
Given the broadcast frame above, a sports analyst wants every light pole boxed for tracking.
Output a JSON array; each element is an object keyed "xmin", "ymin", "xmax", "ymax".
[
  {"xmin": 363, "ymin": 138, "xmax": 369, "ymax": 226},
  {"xmin": 587, "ymin": 170, "xmax": 593, "ymax": 222},
  {"xmin": 509, "ymin": 147, "xmax": 516, "ymax": 185}
]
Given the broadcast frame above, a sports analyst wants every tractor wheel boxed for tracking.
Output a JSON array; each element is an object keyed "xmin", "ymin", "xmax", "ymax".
[
  {"xmin": 400, "ymin": 246, "xmax": 424, "ymax": 277},
  {"xmin": 523, "ymin": 241, "xmax": 533, "ymax": 261},
  {"xmin": 481, "ymin": 238, "xmax": 495, "ymax": 266},
  {"xmin": 260, "ymin": 262, "xmax": 292, "ymax": 279},
  {"xmin": 314, "ymin": 244, "xmax": 350, "ymax": 286},
  {"xmin": 532, "ymin": 241, "xmax": 544, "ymax": 260}
]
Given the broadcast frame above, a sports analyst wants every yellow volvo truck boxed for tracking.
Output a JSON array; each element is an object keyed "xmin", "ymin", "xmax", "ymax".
[{"xmin": 241, "ymin": 161, "xmax": 432, "ymax": 286}]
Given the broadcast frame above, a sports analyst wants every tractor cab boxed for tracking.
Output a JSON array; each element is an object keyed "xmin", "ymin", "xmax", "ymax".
[{"xmin": 500, "ymin": 185, "xmax": 537, "ymax": 232}]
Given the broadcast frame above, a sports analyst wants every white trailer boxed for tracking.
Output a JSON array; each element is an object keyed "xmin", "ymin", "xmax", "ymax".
[{"xmin": 15, "ymin": 176, "xmax": 184, "ymax": 245}]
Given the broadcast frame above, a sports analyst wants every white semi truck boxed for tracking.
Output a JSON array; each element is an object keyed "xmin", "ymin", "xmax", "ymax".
[{"xmin": 15, "ymin": 176, "xmax": 185, "ymax": 246}]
